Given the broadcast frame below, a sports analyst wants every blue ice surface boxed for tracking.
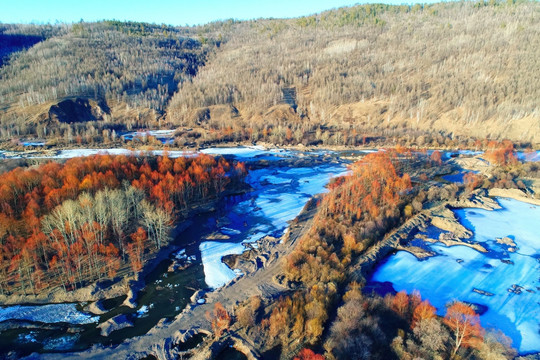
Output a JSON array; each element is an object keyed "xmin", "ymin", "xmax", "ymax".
[
  {"xmin": 199, "ymin": 158, "xmax": 349, "ymax": 289},
  {"xmin": 369, "ymin": 198, "xmax": 540, "ymax": 354},
  {"xmin": 442, "ymin": 150, "xmax": 484, "ymax": 160},
  {"xmin": 0, "ymin": 303, "xmax": 98, "ymax": 324},
  {"xmin": 21, "ymin": 141, "xmax": 45, "ymax": 146},
  {"xmin": 517, "ymin": 151, "xmax": 540, "ymax": 162}
]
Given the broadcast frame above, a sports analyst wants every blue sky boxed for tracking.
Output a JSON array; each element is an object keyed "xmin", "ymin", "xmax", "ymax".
[{"xmin": 0, "ymin": 0, "xmax": 437, "ymax": 26}]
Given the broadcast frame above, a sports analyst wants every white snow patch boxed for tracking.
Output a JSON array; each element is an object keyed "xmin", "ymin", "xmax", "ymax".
[
  {"xmin": 200, "ymin": 146, "xmax": 267, "ymax": 158},
  {"xmin": 199, "ymin": 241, "xmax": 245, "ymax": 289},
  {"xmin": 220, "ymin": 227, "xmax": 242, "ymax": 236},
  {"xmin": 136, "ymin": 305, "xmax": 149, "ymax": 317}
]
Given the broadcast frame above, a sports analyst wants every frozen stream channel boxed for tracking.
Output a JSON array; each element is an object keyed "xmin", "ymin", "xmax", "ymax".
[{"xmin": 369, "ymin": 198, "xmax": 540, "ymax": 353}]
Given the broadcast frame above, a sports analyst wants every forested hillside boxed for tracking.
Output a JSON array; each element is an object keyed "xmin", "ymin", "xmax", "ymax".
[
  {"xmin": 0, "ymin": 1, "xmax": 538, "ymax": 146},
  {"xmin": 0, "ymin": 21, "xmax": 212, "ymax": 140},
  {"xmin": 169, "ymin": 1, "xmax": 539, "ymax": 145}
]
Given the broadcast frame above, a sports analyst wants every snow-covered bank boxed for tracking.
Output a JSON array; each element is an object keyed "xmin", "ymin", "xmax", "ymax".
[
  {"xmin": 0, "ymin": 303, "xmax": 99, "ymax": 325},
  {"xmin": 200, "ymin": 241, "xmax": 245, "ymax": 289},
  {"xmin": 370, "ymin": 198, "xmax": 540, "ymax": 353}
]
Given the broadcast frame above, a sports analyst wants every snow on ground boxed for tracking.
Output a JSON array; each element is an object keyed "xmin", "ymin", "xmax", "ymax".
[
  {"xmin": 0, "ymin": 303, "xmax": 99, "ymax": 324},
  {"xmin": 199, "ymin": 241, "xmax": 246, "ymax": 289},
  {"xmin": 200, "ymin": 146, "xmax": 268, "ymax": 158},
  {"xmin": 370, "ymin": 198, "xmax": 540, "ymax": 353},
  {"xmin": 24, "ymin": 149, "xmax": 198, "ymax": 159}
]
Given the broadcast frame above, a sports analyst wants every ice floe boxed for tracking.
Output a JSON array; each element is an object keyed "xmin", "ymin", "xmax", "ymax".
[
  {"xmin": 199, "ymin": 241, "xmax": 246, "ymax": 289},
  {"xmin": 0, "ymin": 303, "xmax": 99, "ymax": 325}
]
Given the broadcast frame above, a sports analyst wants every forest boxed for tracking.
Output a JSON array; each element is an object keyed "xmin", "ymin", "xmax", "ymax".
[
  {"xmin": 0, "ymin": 153, "xmax": 246, "ymax": 295},
  {"xmin": 0, "ymin": 1, "xmax": 539, "ymax": 147}
]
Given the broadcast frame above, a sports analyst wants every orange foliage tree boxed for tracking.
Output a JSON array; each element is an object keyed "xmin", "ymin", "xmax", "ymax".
[
  {"xmin": 444, "ymin": 302, "xmax": 484, "ymax": 358},
  {"xmin": 0, "ymin": 154, "xmax": 245, "ymax": 294},
  {"xmin": 392, "ymin": 290, "xmax": 410, "ymax": 316},
  {"xmin": 206, "ymin": 302, "xmax": 231, "ymax": 338},
  {"xmin": 412, "ymin": 300, "xmax": 436, "ymax": 328},
  {"xmin": 294, "ymin": 348, "xmax": 325, "ymax": 360},
  {"xmin": 484, "ymin": 140, "xmax": 517, "ymax": 166}
]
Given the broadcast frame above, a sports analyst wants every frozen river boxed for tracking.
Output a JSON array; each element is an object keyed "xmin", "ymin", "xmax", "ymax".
[{"xmin": 369, "ymin": 198, "xmax": 540, "ymax": 353}]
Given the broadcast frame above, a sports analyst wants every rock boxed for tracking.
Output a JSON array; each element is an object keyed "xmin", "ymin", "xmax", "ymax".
[
  {"xmin": 430, "ymin": 206, "xmax": 473, "ymax": 238},
  {"xmin": 85, "ymin": 300, "xmax": 107, "ymax": 315},
  {"xmin": 438, "ymin": 232, "xmax": 488, "ymax": 253},
  {"xmin": 190, "ymin": 290, "xmax": 206, "ymax": 304},
  {"xmin": 97, "ymin": 315, "xmax": 133, "ymax": 337},
  {"xmin": 496, "ymin": 236, "xmax": 517, "ymax": 247},
  {"xmin": 473, "ymin": 288, "xmax": 494, "ymax": 296},
  {"xmin": 396, "ymin": 245, "xmax": 436, "ymax": 259},
  {"xmin": 205, "ymin": 232, "xmax": 230, "ymax": 240},
  {"xmin": 49, "ymin": 98, "xmax": 109, "ymax": 123},
  {"xmin": 508, "ymin": 284, "xmax": 524, "ymax": 294},
  {"xmin": 448, "ymin": 189, "xmax": 501, "ymax": 210},
  {"xmin": 122, "ymin": 288, "xmax": 137, "ymax": 309},
  {"xmin": 488, "ymin": 188, "xmax": 540, "ymax": 206}
]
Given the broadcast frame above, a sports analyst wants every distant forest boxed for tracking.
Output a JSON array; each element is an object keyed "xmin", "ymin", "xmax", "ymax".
[{"xmin": 0, "ymin": 0, "xmax": 538, "ymax": 146}]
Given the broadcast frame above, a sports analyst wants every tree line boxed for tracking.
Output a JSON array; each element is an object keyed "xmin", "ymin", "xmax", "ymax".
[{"xmin": 0, "ymin": 153, "xmax": 246, "ymax": 295}]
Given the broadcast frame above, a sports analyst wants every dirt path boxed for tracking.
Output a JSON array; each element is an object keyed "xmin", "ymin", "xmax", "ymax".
[{"xmin": 35, "ymin": 197, "xmax": 319, "ymax": 360}]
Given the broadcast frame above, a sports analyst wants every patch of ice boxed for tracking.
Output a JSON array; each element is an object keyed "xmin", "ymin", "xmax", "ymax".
[
  {"xmin": 371, "ymin": 198, "xmax": 540, "ymax": 353},
  {"xmin": 136, "ymin": 305, "xmax": 149, "ymax": 317},
  {"xmin": 22, "ymin": 141, "xmax": 45, "ymax": 146},
  {"xmin": 174, "ymin": 249, "xmax": 187, "ymax": 260},
  {"xmin": 200, "ymin": 146, "xmax": 267, "ymax": 158},
  {"xmin": 199, "ymin": 241, "xmax": 245, "ymax": 289},
  {"xmin": 244, "ymin": 231, "xmax": 267, "ymax": 244},
  {"xmin": 220, "ymin": 227, "xmax": 242, "ymax": 236},
  {"xmin": 43, "ymin": 334, "xmax": 80, "ymax": 351},
  {"xmin": 517, "ymin": 150, "xmax": 540, "ymax": 162},
  {"xmin": 0, "ymin": 303, "xmax": 99, "ymax": 324}
]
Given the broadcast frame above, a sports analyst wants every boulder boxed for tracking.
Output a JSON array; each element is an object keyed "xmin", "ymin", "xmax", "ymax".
[
  {"xmin": 86, "ymin": 300, "xmax": 107, "ymax": 315},
  {"xmin": 97, "ymin": 314, "xmax": 133, "ymax": 337}
]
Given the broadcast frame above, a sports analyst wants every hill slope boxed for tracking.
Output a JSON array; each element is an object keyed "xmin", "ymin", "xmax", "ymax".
[
  {"xmin": 168, "ymin": 1, "xmax": 540, "ymax": 144},
  {"xmin": 0, "ymin": 1, "xmax": 538, "ymax": 145}
]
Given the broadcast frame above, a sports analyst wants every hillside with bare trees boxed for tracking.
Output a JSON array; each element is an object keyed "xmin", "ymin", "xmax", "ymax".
[
  {"xmin": 0, "ymin": 1, "xmax": 538, "ymax": 146},
  {"xmin": 168, "ymin": 1, "xmax": 540, "ymax": 145}
]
